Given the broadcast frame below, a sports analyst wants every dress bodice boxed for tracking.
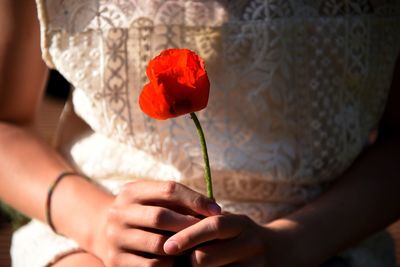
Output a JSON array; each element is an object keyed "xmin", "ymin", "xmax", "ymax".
[{"xmin": 36, "ymin": 0, "xmax": 400, "ymax": 222}]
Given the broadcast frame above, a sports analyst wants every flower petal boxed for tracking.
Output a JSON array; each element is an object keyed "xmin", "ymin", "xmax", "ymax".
[{"xmin": 139, "ymin": 48, "xmax": 210, "ymax": 120}]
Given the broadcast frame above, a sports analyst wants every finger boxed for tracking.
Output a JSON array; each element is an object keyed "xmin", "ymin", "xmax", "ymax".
[
  {"xmin": 115, "ymin": 228, "xmax": 168, "ymax": 255},
  {"xmin": 118, "ymin": 204, "xmax": 201, "ymax": 232},
  {"xmin": 119, "ymin": 180, "xmax": 221, "ymax": 216},
  {"xmin": 164, "ymin": 215, "xmax": 246, "ymax": 255},
  {"xmin": 111, "ymin": 252, "xmax": 174, "ymax": 267},
  {"xmin": 191, "ymin": 239, "xmax": 256, "ymax": 267}
]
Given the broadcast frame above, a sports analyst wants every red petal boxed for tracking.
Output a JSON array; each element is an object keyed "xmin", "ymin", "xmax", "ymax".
[
  {"xmin": 139, "ymin": 83, "xmax": 171, "ymax": 120},
  {"xmin": 140, "ymin": 48, "xmax": 210, "ymax": 119}
]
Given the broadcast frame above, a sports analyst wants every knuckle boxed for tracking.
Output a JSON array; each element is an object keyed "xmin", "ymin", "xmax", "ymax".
[
  {"xmin": 117, "ymin": 183, "xmax": 136, "ymax": 203},
  {"xmin": 106, "ymin": 251, "xmax": 118, "ymax": 267},
  {"xmin": 105, "ymin": 224, "xmax": 119, "ymax": 242},
  {"xmin": 162, "ymin": 181, "xmax": 177, "ymax": 198},
  {"xmin": 121, "ymin": 180, "xmax": 142, "ymax": 194},
  {"xmin": 192, "ymin": 195, "xmax": 206, "ymax": 210},
  {"xmin": 147, "ymin": 235, "xmax": 165, "ymax": 253},
  {"xmin": 106, "ymin": 206, "xmax": 119, "ymax": 222},
  {"xmin": 119, "ymin": 182, "xmax": 134, "ymax": 196},
  {"xmin": 149, "ymin": 208, "xmax": 168, "ymax": 228},
  {"xmin": 208, "ymin": 216, "xmax": 223, "ymax": 232}
]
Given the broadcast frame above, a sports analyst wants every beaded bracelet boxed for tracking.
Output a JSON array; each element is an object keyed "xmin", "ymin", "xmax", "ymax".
[{"xmin": 45, "ymin": 171, "xmax": 89, "ymax": 233}]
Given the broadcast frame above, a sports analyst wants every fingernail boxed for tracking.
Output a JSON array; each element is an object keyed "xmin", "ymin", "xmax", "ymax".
[
  {"xmin": 164, "ymin": 240, "xmax": 179, "ymax": 255},
  {"xmin": 207, "ymin": 203, "xmax": 221, "ymax": 215}
]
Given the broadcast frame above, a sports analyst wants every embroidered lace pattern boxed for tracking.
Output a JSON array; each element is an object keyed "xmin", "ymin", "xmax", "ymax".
[{"xmin": 34, "ymin": 0, "xmax": 400, "ymax": 222}]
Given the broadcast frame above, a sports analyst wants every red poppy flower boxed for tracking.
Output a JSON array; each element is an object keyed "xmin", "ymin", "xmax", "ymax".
[{"xmin": 139, "ymin": 48, "xmax": 210, "ymax": 120}]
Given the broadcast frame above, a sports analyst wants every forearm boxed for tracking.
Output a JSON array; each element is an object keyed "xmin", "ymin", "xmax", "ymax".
[
  {"xmin": 266, "ymin": 135, "xmax": 400, "ymax": 266},
  {"xmin": 0, "ymin": 122, "xmax": 114, "ymax": 252},
  {"xmin": 0, "ymin": 0, "xmax": 114, "ymax": 254}
]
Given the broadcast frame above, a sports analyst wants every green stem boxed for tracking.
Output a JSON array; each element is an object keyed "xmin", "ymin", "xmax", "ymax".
[{"xmin": 190, "ymin": 112, "xmax": 214, "ymax": 200}]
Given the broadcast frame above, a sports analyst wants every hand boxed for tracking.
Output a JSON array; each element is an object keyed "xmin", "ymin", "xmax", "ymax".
[
  {"xmin": 93, "ymin": 180, "xmax": 221, "ymax": 267},
  {"xmin": 163, "ymin": 213, "xmax": 272, "ymax": 267}
]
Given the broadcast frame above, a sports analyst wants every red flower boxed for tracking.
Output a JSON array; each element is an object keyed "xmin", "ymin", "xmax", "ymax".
[{"xmin": 139, "ymin": 49, "xmax": 210, "ymax": 120}]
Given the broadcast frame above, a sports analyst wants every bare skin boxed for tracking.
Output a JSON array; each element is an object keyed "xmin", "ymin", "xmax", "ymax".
[{"xmin": 1, "ymin": 1, "xmax": 400, "ymax": 267}]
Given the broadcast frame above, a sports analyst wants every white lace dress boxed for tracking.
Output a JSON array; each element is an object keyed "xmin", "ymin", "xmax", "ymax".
[{"xmin": 11, "ymin": 0, "xmax": 400, "ymax": 266}]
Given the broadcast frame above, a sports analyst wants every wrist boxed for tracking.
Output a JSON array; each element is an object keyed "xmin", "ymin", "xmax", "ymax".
[
  {"xmin": 88, "ymin": 193, "xmax": 115, "ymax": 259},
  {"xmin": 51, "ymin": 173, "xmax": 114, "ymax": 255}
]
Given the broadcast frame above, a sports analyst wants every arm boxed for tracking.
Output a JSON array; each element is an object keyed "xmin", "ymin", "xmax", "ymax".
[
  {"xmin": 0, "ymin": 0, "xmax": 114, "ymax": 252},
  {"xmin": 163, "ymin": 59, "xmax": 400, "ymax": 267}
]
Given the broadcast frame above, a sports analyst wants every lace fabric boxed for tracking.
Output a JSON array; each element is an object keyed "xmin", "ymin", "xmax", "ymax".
[
  {"xmin": 11, "ymin": 1, "xmax": 400, "ymax": 266},
  {"xmin": 36, "ymin": 0, "xmax": 400, "ymax": 201}
]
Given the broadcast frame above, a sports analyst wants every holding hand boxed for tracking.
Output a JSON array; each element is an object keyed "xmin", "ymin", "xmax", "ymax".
[
  {"xmin": 164, "ymin": 214, "xmax": 281, "ymax": 267},
  {"xmin": 94, "ymin": 180, "xmax": 221, "ymax": 267}
]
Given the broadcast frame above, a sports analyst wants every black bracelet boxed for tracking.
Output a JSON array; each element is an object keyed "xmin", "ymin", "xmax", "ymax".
[{"xmin": 45, "ymin": 171, "xmax": 87, "ymax": 233}]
